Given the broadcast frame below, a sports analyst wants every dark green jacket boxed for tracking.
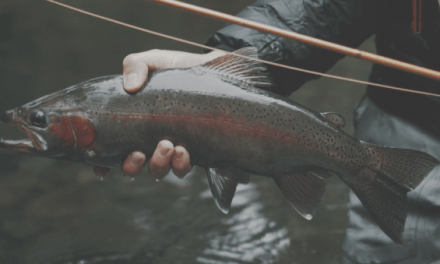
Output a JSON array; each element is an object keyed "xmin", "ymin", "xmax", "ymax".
[{"xmin": 207, "ymin": 0, "xmax": 440, "ymax": 135}]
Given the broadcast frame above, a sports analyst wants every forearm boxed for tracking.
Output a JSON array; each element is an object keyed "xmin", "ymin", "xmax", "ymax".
[{"xmin": 206, "ymin": 0, "xmax": 378, "ymax": 95}]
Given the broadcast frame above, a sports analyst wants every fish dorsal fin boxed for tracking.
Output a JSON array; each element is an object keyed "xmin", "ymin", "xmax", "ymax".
[
  {"xmin": 206, "ymin": 168, "xmax": 239, "ymax": 214},
  {"xmin": 273, "ymin": 169, "xmax": 331, "ymax": 220},
  {"xmin": 321, "ymin": 112, "xmax": 346, "ymax": 128},
  {"xmin": 196, "ymin": 47, "xmax": 277, "ymax": 89}
]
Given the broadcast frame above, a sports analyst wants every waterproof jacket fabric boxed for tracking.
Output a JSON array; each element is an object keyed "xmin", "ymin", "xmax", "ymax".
[
  {"xmin": 206, "ymin": 0, "xmax": 440, "ymax": 123},
  {"xmin": 206, "ymin": 0, "xmax": 440, "ymax": 263}
]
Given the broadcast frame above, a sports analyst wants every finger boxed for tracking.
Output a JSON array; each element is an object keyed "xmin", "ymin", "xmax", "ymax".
[
  {"xmin": 123, "ymin": 54, "xmax": 149, "ymax": 93},
  {"xmin": 149, "ymin": 140, "xmax": 174, "ymax": 179},
  {"xmin": 172, "ymin": 146, "xmax": 192, "ymax": 179},
  {"xmin": 122, "ymin": 151, "xmax": 147, "ymax": 177}
]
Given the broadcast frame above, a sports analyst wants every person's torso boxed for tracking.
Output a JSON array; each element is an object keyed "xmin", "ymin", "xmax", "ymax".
[{"xmin": 367, "ymin": 0, "xmax": 440, "ymax": 137}]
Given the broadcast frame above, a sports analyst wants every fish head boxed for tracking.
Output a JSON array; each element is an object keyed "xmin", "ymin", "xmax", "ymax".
[{"xmin": 0, "ymin": 90, "xmax": 96, "ymax": 161}]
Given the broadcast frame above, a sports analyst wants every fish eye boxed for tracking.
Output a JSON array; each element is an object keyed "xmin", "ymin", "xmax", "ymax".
[{"xmin": 30, "ymin": 110, "xmax": 47, "ymax": 128}]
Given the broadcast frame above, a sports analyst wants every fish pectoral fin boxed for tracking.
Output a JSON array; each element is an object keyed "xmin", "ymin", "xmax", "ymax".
[
  {"xmin": 321, "ymin": 112, "xmax": 346, "ymax": 128},
  {"xmin": 274, "ymin": 169, "xmax": 331, "ymax": 220},
  {"xmin": 206, "ymin": 168, "xmax": 239, "ymax": 214}
]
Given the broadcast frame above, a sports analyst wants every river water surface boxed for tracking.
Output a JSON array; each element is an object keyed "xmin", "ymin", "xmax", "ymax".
[{"xmin": 0, "ymin": 1, "xmax": 374, "ymax": 263}]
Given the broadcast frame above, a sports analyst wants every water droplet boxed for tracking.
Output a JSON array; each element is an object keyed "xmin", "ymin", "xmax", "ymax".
[
  {"xmin": 131, "ymin": 177, "xmax": 135, "ymax": 181},
  {"xmin": 156, "ymin": 179, "xmax": 160, "ymax": 182},
  {"xmin": 100, "ymin": 177, "xmax": 104, "ymax": 181}
]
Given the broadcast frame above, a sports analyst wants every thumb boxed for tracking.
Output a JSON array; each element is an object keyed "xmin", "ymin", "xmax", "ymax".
[{"xmin": 123, "ymin": 56, "xmax": 149, "ymax": 94}]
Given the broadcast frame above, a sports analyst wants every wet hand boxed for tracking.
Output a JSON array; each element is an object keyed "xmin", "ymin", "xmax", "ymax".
[{"xmin": 120, "ymin": 49, "xmax": 226, "ymax": 178}]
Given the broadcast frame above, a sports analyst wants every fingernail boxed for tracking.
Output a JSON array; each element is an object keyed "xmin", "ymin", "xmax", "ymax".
[
  {"xmin": 130, "ymin": 152, "xmax": 146, "ymax": 165},
  {"xmin": 129, "ymin": 158, "xmax": 142, "ymax": 166},
  {"xmin": 174, "ymin": 149, "xmax": 183, "ymax": 159},
  {"xmin": 159, "ymin": 147, "xmax": 171, "ymax": 156},
  {"xmin": 125, "ymin": 73, "xmax": 138, "ymax": 89}
]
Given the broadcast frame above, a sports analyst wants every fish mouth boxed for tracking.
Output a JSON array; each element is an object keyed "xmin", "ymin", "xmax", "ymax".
[
  {"xmin": 0, "ymin": 110, "xmax": 47, "ymax": 153},
  {"xmin": 0, "ymin": 137, "xmax": 35, "ymax": 152}
]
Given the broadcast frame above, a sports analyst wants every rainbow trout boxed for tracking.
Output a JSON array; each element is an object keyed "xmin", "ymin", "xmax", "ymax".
[{"xmin": 0, "ymin": 48, "xmax": 438, "ymax": 243}]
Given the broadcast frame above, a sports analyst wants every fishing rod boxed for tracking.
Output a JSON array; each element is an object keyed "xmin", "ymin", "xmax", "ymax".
[
  {"xmin": 45, "ymin": 0, "xmax": 440, "ymax": 98},
  {"xmin": 150, "ymin": 0, "xmax": 440, "ymax": 82}
]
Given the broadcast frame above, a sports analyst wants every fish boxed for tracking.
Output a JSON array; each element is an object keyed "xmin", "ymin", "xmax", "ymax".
[{"xmin": 0, "ymin": 47, "xmax": 438, "ymax": 244}]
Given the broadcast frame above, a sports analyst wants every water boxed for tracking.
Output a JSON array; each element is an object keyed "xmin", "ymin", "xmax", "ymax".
[{"xmin": 0, "ymin": 0, "xmax": 374, "ymax": 263}]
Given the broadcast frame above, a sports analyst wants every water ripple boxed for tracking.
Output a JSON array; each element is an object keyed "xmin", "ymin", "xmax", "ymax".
[{"xmin": 198, "ymin": 184, "xmax": 290, "ymax": 264}]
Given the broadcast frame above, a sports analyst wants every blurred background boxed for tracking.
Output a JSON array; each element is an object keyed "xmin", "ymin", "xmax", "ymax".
[{"xmin": 0, "ymin": 0, "xmax": 374, "ymax": 263}]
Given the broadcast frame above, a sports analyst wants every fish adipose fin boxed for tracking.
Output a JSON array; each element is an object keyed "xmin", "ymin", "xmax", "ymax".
[
  {"xmin": 206, "ymin": 168, "xmax": 239, "ymax": 214},
  {"xmin": 321, "ymin": 112, "xmax": 346, "ymax": 128},
  {"xmin": 274, "ymin": 169, "xmax": 331, "ymax": 220},
  {"xmin": 347, "ymin": 142, "xmax": 440, "ymax": 244},
  {"xmin": 197, "ymin": 47, "xmax": 277, "ymax": 90}
]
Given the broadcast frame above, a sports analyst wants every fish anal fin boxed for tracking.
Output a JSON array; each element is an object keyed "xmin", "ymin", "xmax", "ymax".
[
  {"xmin": 321, "ymin": 112, "xmax": 346, "ymax": 128},
  {"xmin": 206, "ymin": 168, "xmax": 239, "ymax": 214},
  {"xmin": 197, "ymin": 47, "xmax": 277, "ymax": 90},
  {"xmin": 274, "ymin": 169, "xmax": 330, "ymax": 220}
]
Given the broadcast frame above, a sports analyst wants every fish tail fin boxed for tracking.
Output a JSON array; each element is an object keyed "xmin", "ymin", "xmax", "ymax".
[{"xmin": 346, "ymin": 142, "xmax": 439, "ymax": 244}]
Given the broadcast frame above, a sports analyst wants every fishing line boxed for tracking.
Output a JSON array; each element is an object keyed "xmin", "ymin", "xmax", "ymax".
[{"xmin": 45, "ymin": 0, "xmax": 440, "ymax": 98}]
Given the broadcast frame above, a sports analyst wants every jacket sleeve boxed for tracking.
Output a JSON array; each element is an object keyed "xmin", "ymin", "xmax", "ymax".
[{"xmin": 206, "ymin": 0, "xmax": 378, "ymax": 96}]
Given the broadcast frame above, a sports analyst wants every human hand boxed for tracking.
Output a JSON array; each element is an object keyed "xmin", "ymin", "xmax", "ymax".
[
  {"xmin": 121, "ymin": 142, "xmax": 192, "ymax": 179},
  {"xmin": 122, "ymin": 49, "xmax": 227, "ymax": 93},
  {"xmin": 119, "ymin": 49, "xmax": 226, "ymax": 178}
]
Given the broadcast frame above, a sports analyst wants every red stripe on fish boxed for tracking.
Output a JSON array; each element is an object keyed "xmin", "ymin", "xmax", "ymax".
[{"xmin": 111, "ymin": 112, "xmax": 301, "ymax": 144}]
